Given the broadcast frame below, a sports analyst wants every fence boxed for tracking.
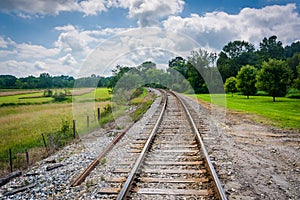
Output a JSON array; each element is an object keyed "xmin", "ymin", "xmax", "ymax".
[{"xmin": 2, "ymin": 107, "xmax": 102, "ymax": 175}]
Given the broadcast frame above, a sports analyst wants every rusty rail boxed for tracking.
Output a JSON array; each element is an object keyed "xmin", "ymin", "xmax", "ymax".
[{"xmin": 71, "ymin": 122, "xmax": 134, "ymax": 187}]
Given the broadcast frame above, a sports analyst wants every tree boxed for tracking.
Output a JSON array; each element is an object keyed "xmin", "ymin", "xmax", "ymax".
[
  {"xmin": 287, "ymin": 52, "xmax": 300, "ymax": 81},
  {"xmin": 0, "ymin": 75, "xmax": 17, "ymax": 88},
  {"xmin": 137, "ymin": 61, "xmax": 156, "ymax": 72},
  {"xmin": 293, "ymin": 65, "xmax": 300, "ymax": 90},
  {"xmin": 285, "ymin": 41, "xmax": 300, "ymax": 58},
  {"xmin": 224, "ymin": 77, "xmax": 237, "ymax": 96},
  {"xmin": 256, "ymin": 59, "xmax": 293, "ymax": 102},
  {"xmin": 187, "ymin": 49, "xmax": 216, "ymax": 93},
  {"xmin": 217, "ymin": 40, "xmax": 257, "ymax": 81},
  {"xmin": 236, "ymin": 65, "xmax": 257, "ymax": 99},
  {"xmin": 257, "ymin": 35, "xmax": 285, "ymax": 64}
]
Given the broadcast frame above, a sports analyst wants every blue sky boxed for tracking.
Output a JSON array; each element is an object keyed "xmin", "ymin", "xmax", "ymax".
[{"xmin": 0, "ymin": 0, "xmax": 299, "ymax": 77}]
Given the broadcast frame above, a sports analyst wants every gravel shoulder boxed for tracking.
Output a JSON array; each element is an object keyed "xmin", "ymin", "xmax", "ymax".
[{"xmin": 180, "ymin": 94, "xmax": 300, "ymax": 200}]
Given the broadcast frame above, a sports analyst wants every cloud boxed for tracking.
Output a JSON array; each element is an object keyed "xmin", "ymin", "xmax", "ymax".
[
  {"xmin": 0, "ymin": 0, "xmax": 107, "ymax": 16},
  {"xmin": 79, "ymin": 0, "xmax": 107, "ymax": 16},
  {"xmin": 15, "ymin": 43, "xmax": 59, "ymax": 59},
  {"xmin": 34, "ymin": 61, "xmax": 46, "ymax": 70},
  {"xmin": 60, "ymin": 53, "xmax": 78, "ymax": 66},
  {"xmin": 0, "ymin": 0, "xmax": 184, "ymax": 27},
  {"xmin": 163, "ymin": 3, "xmax": 300, "ymax": 50},
  {"xmin": 109, "ymin": 0, "xmax": 185, "ymax": 27},
  {"xmin": 0, "ymin": 37, "xmax": 8, "ymax": 49}
]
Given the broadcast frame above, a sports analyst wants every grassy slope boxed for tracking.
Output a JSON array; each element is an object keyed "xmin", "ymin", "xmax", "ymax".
[{"xmin": 193, "ymin": 94, "xmax": 300, "ymax": 130}]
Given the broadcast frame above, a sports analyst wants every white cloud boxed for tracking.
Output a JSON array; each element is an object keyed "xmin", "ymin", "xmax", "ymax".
[
  {"xmin": 0, "ymin": 0, "xmax": 184, "ymax": 27},
  {"xmin": 163, "ymin": 3, "xmax": 300, "ymax": 50},
  {"xmin": 0, "ymin": 0, "xmax": 107, "ymax": 16},
  {"xmin": 109, "ymin": 0, "xmax": 185, "ymax": 27},
  {"xmin": 0, "ymin": 36, "xmax": 8, "ymax": 48},
  {"xmin": 60, "ymin": 53, "xmax": 78, "ymax": 66},
  {"xmin": 79, "ymin": 0, "xmax": 107, "ymax": 16},
  {"xmin": 34, "ymin": 61, "xmax": 46, "ymax": 70},
  {"xmin": 16, "ymin": 43, "xmax": 59, "ymax": 59}
]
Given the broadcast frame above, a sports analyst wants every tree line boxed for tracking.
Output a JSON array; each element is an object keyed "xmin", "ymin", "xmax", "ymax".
[
  {"xmin": 220, "ymin": 35, "xmax": 300, "ymax": 101},
  {"xmin": 0, "ymin": 73, "xmax": 111, "ymax": 89}
]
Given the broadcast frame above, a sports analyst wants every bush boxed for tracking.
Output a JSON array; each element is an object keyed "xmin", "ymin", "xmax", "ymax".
[
  {"xmin": 286, "ymin": 88, "xmax": 300, "ymax": 99},
  {"xmin": 53, "ymin": 92, "xmax": 67, "ymax": 102},
  {"xmin": 48, "ymin": 120, "xmax": 73, "ymax": 150},
  {"xmin": 256, "ymin": 91, "xmax": 268, "ymax": 96},
  {"xmin": 101, "ymin": 104, "xmax": 112, "ymax": 118}
]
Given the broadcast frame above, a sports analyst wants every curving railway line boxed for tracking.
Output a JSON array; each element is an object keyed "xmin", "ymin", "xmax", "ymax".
[{"xmin": 73, "ymin": 90, "xmax": 227, "ymax": 199}]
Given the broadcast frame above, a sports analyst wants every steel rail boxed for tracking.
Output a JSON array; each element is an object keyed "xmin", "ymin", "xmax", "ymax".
[
  {"xmin": 174, "ymin": 91, "xmax": 227, "ymax": 200},
  {"xmin": 71, "ymin": 122, "xmax": 135, "ymax": 187},
  {"xmin": 116, "ymin": 90, "xmax": 167, "ymax": 200}
]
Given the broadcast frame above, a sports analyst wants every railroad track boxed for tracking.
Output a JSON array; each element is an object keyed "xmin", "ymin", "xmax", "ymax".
[{"xmin": 73, "ymin": 90, "xmax": 226, "ymax": 199}]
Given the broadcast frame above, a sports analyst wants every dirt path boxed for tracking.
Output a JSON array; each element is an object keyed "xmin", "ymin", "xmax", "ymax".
[{"xmin": 183, "ymin": 95, "xmax": 300, "ymax": 200}]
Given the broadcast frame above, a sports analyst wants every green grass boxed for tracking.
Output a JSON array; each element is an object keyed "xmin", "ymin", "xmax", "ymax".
[
  {"xmin": 193, "ymin": 93, "xmax": 300, "ymax": 130},
  {"xmin": 0, "ymin": 92, "xmax": 53, "ymax": 105},
  {"xmin": 0, "ymin": 88, "xmax": 112, "ymax": 172},
  {"xmin": 95, "ymin": 88, "xmax": 111, "ymax": 101}
]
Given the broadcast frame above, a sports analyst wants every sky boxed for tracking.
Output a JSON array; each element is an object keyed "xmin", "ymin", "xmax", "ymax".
[{"xmin": 0, "ymin": 0, "xmax": 299, "ymax": 77}]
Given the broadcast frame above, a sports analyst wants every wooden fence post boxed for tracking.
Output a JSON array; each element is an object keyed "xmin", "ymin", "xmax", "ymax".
[
  {"xmin": 41, "ymin": 134, "xmax": 48, "ymax": 153},
  {"xmin": 87, "ymin": 115, "xmax": 90, "ymax": 128},
  {"xmin": 97, "ymin": 108, "xmax": 101, "ymax": 122},
  {"xmin": 9, "ymin": 148, "xmax": 13, "ymax": 173},
  {"xmin": 26, "ymin": 148, "xmax": 29, "ymax": 166},
  {"xmin": 73, "ymin": 120, "xmax": 76, "ymax": 138}
]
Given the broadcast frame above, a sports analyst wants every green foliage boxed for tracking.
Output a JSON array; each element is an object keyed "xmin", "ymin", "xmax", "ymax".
[
  {"xmin": 101, "ymin": 104, "xmax": 112, "ymax": 118},
  {"xmin": 256, "ymin": 59, "xmax": 293, "ymax": 102},
  {"xmin": 285, "ymin": 41, "xmax": 300, "ymax": 58},
  {"xmin": 100, "ymin": 157, "xmax": 106, "ymax": 165},
  {"xmin": 0, "ymin": 75, "xmax": 17, "ymax": 88},
  {"xmin": 224, "ymin": 77, "xmax": 237, "ymax": 96},
  {"xmin": 287, "ymin": 52, "xmax": 300, "ymax": 80},
  {"xmin": 43, "ymin": 89, "xmax": 53, "ymax": 97},
  {"xmin": 293, "ymin": 65, "xmax": 300, "ymax": 90},
  {"xmin": 258, "ymin": 35, "xmax": 285, "ymax": 64},
  {"xmin": 236, "ymin": 65, "xmax": 257, "ymax": 98},
  {"xmin": 48, "ymin": 120, "xmax": 73, "ymax": 149},
  {"xmin": 53, "ymin": 92, "xmax": 67, "ymax": 102},
  {"xmin": 217, "ymin": 40, "xmax": 257, "ymax": 81},
  {"xmin": 286, "ymin": 88, "xmax": 300, "ymax": 99}
]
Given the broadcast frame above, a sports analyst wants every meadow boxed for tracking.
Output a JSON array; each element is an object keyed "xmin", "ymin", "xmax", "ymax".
[
  {"xmin": 193, "ymin": 93, "xmax": 300, "ymax": 130},
  {"xmin": 0, "ymin": 88, "xmax": 112, "ymax": 173}
]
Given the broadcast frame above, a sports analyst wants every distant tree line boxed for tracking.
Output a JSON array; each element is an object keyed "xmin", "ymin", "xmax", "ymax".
[{"xmin": 0, "ymin": 73, "xmax": 113, "ymax": 89}]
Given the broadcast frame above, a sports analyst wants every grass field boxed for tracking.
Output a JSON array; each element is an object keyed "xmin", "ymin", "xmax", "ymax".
[
  {"xmin": 0, "ymin": 92, "xmax": 53, "ymax": 105},
  {"xmin": 193, "ymin": 93, "xmax": 300, "ymax": 130},
  {"xmin": 0, "ymin": 88, "xmax": 112, "ymax": 171}
]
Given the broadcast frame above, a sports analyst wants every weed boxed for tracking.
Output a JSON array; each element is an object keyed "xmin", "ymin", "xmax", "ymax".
[
  {"xmin": 100, "ymin": 157, "xmax": 106, "ymax": 165},
  {"xmin": 100, "ymin": 175, "xmax": 105, "ymax": 181}
]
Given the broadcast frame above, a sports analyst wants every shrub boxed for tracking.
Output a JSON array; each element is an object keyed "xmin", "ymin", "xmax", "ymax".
[{"xmin": 286, "ymin": 88, "xmax": 300, "ymax": 99}]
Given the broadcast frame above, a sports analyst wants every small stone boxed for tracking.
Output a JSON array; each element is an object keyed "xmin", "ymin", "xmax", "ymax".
[{"xmin": 267, "ymin": 181, "xmax": 272, "ymax": 185}]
